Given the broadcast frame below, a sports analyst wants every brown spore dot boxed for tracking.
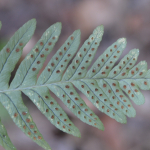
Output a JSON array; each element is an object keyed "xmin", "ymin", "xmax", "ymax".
[
  {"xmin": 32, "ymin": 68, "xmax": 36, "ymax": 71},
  {"xmin": 55, "ymin": 108, "xmax": 58, "ymax": 110},
  {"xmin": 97, "ymin": 64, "xmax": 100, "ymax": 67},
  {"xmin": 19, "ymin": 43, "xmax": 23, "ymax": 46},
  {"xmin": 67, "ymin": 100, "xmax": 70, "ymax": 103},
  {"xmin": 78, "ymin": 111, "xmax": 81, "ymax": 114},
  {"xmin": 110, "ymin": 104, "xmax": 113, "ymax": 107},
  {"xmin": 34, "ymin": 131, "xmax": 37, "ymax": 134},
  {"xmin": 102, "ymin": 72, "xmax": 105, "ymax": 74},
  {"xmin": 117, "ymin": 51, "xmax": 120, "ymax": 53},
  {"xmin": 65, "ymin": 85, "xmax": 69, "ymax": 88},
  {"xmin": 45, "ymin": 48, "xmax": 49, "ymax": 51},
  {"xmin": 62, "ymin": 95, "xmax": 65, "ymax": 98},
  {"xmin": 120, "ymin": 95, "xmax": 123, "ymax": 98},
  {"xmin": 85, "ymin": 109, "xmax": 88, "ymax": 111},
  {"xmin": 84, "ymin": 116, "xmax": 86, "ymax": 119},
  {"xmin": 48, "ymin": 68, "xmax": 51, "ymax": 72},
  {"xmin": 45, "ymin": 96, "xmax": 49, "ymax": 99},
  {"xmin": 40, "ymin": 54, "xmax": 44, "ymax": 58},
  {"xmin": 72, "ymin": 105, "xmax": 75, "ymax": 109},
  {"xmin": 114, "ymin": 45, "xmax": 117, "ymax": 48},
  {"xmin": 81, "ymin": 85, "xmax": 84, "ymax": 88},
  {"xmin": 89, "ymin": 119, "xmax": 92, "ymax": 122},
  {"xmin": 89, "ymin": 54, "xmax": 92, "ymax": 57},
  {"xmin": 60, "ymin": 114, "xmax": 62, "ymax": 116},
  {"xmin": 35, "ymin": 48, "xmax": 39, "ymax": 52},
  {"xmin": 69, "ymin": 124, "xmax": 72, "ymax": 126},
  {"xmin": 88, "ymin": 42, "xmax": 90, "ymax": 45},
  {"xmin": 115, "ymin": 108, "xmax": 118, "ymax": 111},
  {"xmin": 46, "ymin": 109, "xmax": 49, "ymax": 112},
  {"xmin": 95, "ymin": 42, "xmax": 97, "ymax": 45},
  {"xmin": 121, "ymin": 106, "xmax": 124, "ymax": 109},
  {"xmin": 134, "ymin": 89, "xmax": 138, "ymax": 92},
  {"xmin": 30, "ymin": 125, "xmax": 34, "ymax": 129},
  {"xmin": 71, "ymin": 36, "xmax": 74, "ymax": 40},
  {"xmin": 99, "ymin": 94, "xmax": 103, "ymax": 96},
  {"xmin": 104, "ymin": 99, "xmax": 107, "ymax": 101},
  {"xmin": 131, "ymin": 70, "xmax": 134, "ymax": 75},
  {"xmin": 126, "ymin": 110, "xmax": 128, "ymax": 112},
  {"xmin": 90, "ymin": 113, "xmax": 93, "ymax": 116},
  {"xmin": 57, "ymin": 121, "xmax": 60, "ymax": 124},
  {"xmin": 80, "ymin": 103, "xmax": 83, "ymax": 106},
  {"xmin": 51, "ymin": 63, "xmax": 54, "ymax": 66},
  {"xmin": 63, "ymin": 126, "xmax": 65, "ymax": 129},
  {"xmin": 132, "ymin": 94, "xmax": 134, "ymax": 97},
  {"xmin": 112, "ymin": 83, "xmax": 116, "ymax": 86},
  {"xmin": 40, "ymin": 42, "xmax": 43, "ymax": 46},
  {"xmin": 133, "ymin": 58, "xmax": 135, "ymax": 60},
  {"xmin": 52, "ymin": 37, "xmax": 55, "ymax": 40},
  {"xmin": 76, "ymin": 60, "xmax": 79, "ymax": 63},
  {"xmin": 108, "ymin": 89, "xmax": 111, "ymax": 93},
  {"xmin": 123, "ymin": 85, "xmax": 126, "ymax": 89},
  {"xmin": 78, "ymin": 72, "xmax": 81, "ymax": 75},
  {"xmin": 92, "ymin": 48, "xmax": 95, "ymax": 51},
  {"xmin": 72, "ymin": 66, "xmax": 75, "ymax": 69},
  {"xmin": 96, "ymin": 100, "xmax": 99, "ymax": 104},
  {"xmin": 84, "ymin": 48, "xmax": 86, "ymax": 51},
  {"xmin": 64, "ymin": 47, "xmax": 67, "ymax": 51},
  {"xmin": 95, "ymin": 88, "xmax": 98, "ymax": 91},
  {"xmin": 22, "ymin": 112, "xmax": 27, "ymax": 115},
  {"xmin": 94, "ymin": 123, "xmax": 97, "ymax": 126},
  {"xmin": 131, "ymin": 83, "xmax": 135, "ymax": 86},
  {"xmin": 14, "ymin": 113, "xmax": 18, "ymax": 117},
  {"xmin": 106, "ymin": 54, "xmax": 109, "ymax": 57},
  {"xmin": 128, "ymin": 104, "xmax": 131, "ymax": 107},
  {"xmin": 119, "ymin": 66, "xmax": 122, "ymax": 69},
  {"xmin": 106, "ymin": 66, "xmax": 109, "ymax": 69},
  {"xmin": 23, "ymin": 126, "xmax": 26, "ymax": 129},
  {"xmin": 87, "ymin": 91, "xmax": 90, "ymax": 94},
  {"xmin": 79, "ymin": 54, "xmax": 82, "ymax": 57},
  {"xmin": 56, "ymin": 70, "xmax": 60, "ymax": 73},
  {"xmin": 116, "ymin": 89, "xmax": 119, "ymax": 92},
  {"xmin": 51, "ymin": 115, "xmax": 54, "ymax": 119},
  {"xmin": 48, "ymin": 42, "xmax": 52, "ymax": 45},
  {"xmin": 67, "ymin": 42, "xmax": 70, "ymax": 45},
  {"xmin": 70, "ymin": 92, "xmax": 73, "ymax": 95},
  {"xmin": 61, "ymin": 65, "xmax": 63, "ymax": 67},
  {"xmin": 114, "ymin": 56, "xmax": 117, "ymax": 58},
  {"xmin": 91, "ymin": 96, "xmax": 94, "ymax": 99},
  {"xmin": 110, "ymin": 49, "xmax": 112, "ymax": 52},
  {"xmin": 59, "ymin": 52, "xmax": 62, "ymax": 56},
  {"xmin": 129, "ymin": 63, "xmax": 132, "ymax": 65},
  {"xmin": 50, "ymin": 102, "xmax": 54, "ymax": 105},
  {"xmin": 110, "ymin": 61, "xmax": 113, "ymax": 63},
  {"xmin": 123, "ymin": 61, "xmax": 125, "ymax": 64},
  {"xmin": 122, "ymin": 72, "xmax": 126, "ymax": 76},
  {"xmin": 114, "ymin": 71, "xmax": 117, "ymax": 74},
  {"xmin": 107, "ymin": 109, "xmax": 110, "ymax": 112},
  {"xmin": 112, "ymin": 96, "xmax": 115, "ymax": 99},
  {"xmin": 37, "ymin": 61, "xmax": 40, "ymax": 64},
  {"xmin": 102, "ymin": 106, "xmax": 104, "ymax": 109},
  {"xmin": 103, "ymin": 84, "xmax": 106, "ymax": 87},
  {"xmin": 139, "ymin": 72, "xmax": 143, "ymax": 75},
  {"xmin": 16, "ymin": 48, "xmax": 19, "ymax": 52},
  {"xmin": 117, "ymin": 101, "xmax": 120, "ymax": 105},
  {"xmin": 31, "ymin": 54, "xmax": 33, "ymax": 58},
  {"xmin": 127, "ymin": 57, "xmax": 129, "ymax": 60},
  {"xmin": 123, "ymin": 100, "xmax": 127, "ymax": 102},
  {"xmin": 26, "ymin": 118, "xmax": 30, "ymax": 123},
  {"xmin": 55, "ymin": 57, "xmax": 58, "ymax": 60},
  {"xmin": 38, "ymin": 136, "xmax": 42, "ymax": 139},
  {"xmin": 28, "ymin": 132, "xmax": 31, "ymax": 135},
  {"xmin": 102, "ymin": 59, "xmax": 104, "ymax": 62},
  {"xmin": 136, "ymin": 67, "xmax": 139, "ymax": 71},
  {"xmin": 128, "ymin": 90, "xmax": 131, "ymax": 94},
  {"xmin": 33, "ymin": 137, "xmax": 36, "ymax": 140},
  {"xmin": 75, "ymin": 97, "xmax": 78, "ymax": 100},
  {"xmin": 86, "ymin": 60, "xmax": 89, "ymax": 63},
  {"xmin": 126, "ymin": 67, "xmax": 129, "ymax": 70}
]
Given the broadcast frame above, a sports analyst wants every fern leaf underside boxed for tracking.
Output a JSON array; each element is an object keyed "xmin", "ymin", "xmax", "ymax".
[{"xmin": 0, "ymin": 19, "xmax": 148, "ymax": 150}]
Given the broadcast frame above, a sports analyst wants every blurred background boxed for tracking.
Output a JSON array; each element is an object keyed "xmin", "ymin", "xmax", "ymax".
[{"xmin": 0, "ymin": 0, "xmax": 150, "ymax": 150}]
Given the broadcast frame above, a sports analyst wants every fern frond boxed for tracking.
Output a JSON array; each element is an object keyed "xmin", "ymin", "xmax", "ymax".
[{"xmin": 0, "ymin": 19, "xmax": 148, "ymax": 150}]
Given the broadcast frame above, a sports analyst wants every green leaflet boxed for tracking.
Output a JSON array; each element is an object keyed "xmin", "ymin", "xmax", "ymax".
[
  {"xmin": 0, "ymin": 19, "xmax": 148, "ymax": 150},
  {"xmin": 0, "ymin": 118, "xmax": 16, "ymax": 150},
  {"xmin": 0, "ymin": 22, "xmax": 2, "ymax": 30}
]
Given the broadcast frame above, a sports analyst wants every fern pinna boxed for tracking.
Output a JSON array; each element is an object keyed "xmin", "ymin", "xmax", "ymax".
[{"xmin": 0, "ymin": 19, "xmax": 148, "ymax": 150}]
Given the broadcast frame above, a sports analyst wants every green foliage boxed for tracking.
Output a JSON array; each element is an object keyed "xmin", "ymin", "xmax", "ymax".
[{"xmin": 0, "ymin": 19, "xmax": 148, "ymax": 150}]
